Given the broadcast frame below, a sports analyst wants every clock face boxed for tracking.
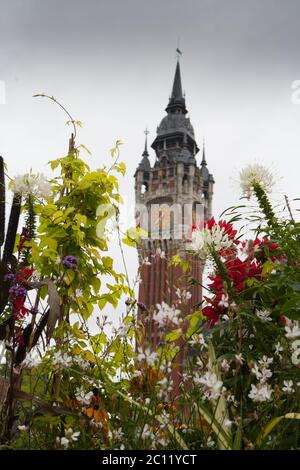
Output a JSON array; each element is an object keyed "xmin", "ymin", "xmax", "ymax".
[{"xmin": 151, "ymin": 205, "xmax": 170, "ymax": 229}]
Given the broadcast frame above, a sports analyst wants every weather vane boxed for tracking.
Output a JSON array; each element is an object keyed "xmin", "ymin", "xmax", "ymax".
[{"xmin": 176, "ymin": 37, "xmax": 182, "ymax": 60}]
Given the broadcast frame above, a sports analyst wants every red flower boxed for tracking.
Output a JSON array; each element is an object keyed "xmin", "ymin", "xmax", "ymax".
[
  {"xmin": 202, "ymin": 306, "xmax": 220, "ymax": 327},
  {"xmin": 217, "ymin": 219, "xmax": 238, "ymax": 241},
  {"xmin": 16, "ymin": 267, "xmax": 34, "ymax": 284},
  {"xmin": 208, "ymin": 275, "xmax": 223, "ymax": 291},
  {"xmin": 13, "ymin": 296, "xmax": 29, "ymax": 318}
]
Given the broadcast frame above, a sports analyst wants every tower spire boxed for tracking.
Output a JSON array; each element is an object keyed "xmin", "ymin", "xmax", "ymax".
[
  {"xmin": 201, "ymin": 139, "xmax": 207, "ymax": 166},
  {"xmin": 165, "ymin": 50, "xmax": 187, "ymax": 114},
  {"xmin": 171, "ymin": 59, "xmax": 183, "ymax": 100},
  {"xmin": 136, "ymin": 128, "xmax": 151, "ymax": 173},
  {"xmin": 143, "ymin": 128, "xmax": 149, "ymax": 157}
]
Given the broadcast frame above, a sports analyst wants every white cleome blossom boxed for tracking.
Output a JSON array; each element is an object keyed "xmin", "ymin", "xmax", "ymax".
[
  {"xmin": 194, "ymin": 371, "xmax": 224, "ymax": 401},
  {"xmin": 153, "ymin": 302, "xmax": 181, "ymax": 327},
  {"xmin": 189, "ymin": 224, "xmax": 234, "ymax": 259},
  {"xmin": 239, "ymin": 164, "xmax": 275, "ymax": 198},
  {"xmin": 248, "ymin": 383, "xmax": 273, "ymax": 402},
  {"xmin": 10, "ymin": 172, "xmax": 51, "ymax": 198}
]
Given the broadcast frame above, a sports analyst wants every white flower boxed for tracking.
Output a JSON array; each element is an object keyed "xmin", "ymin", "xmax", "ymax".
[
  {"xmin": 248, "ymin": 383, "xmax": 273, "ymax": 402},
  {"xmin": 157, "ymin": 376, "xmax": 168, "ymax": 389},
  {"xmin": 218, "ymin": 294, "xmax": 229, "ymax": 308},
  {"xmin": 206, "ymin": 436, "xmax": 215, "ymax": 448},
  {"xmin": 175, "ymin": 288, "xmax": 192, "ymax": 302},
  {"xmin": 274, "ymin": 342, "xmax": 283, "ymax": 356},
  {"xmin": 53, "ymin": 351, "xmax": 73, "ymax": 369},
  {"xmin": 153, "ymin": 302, "xmax": 181, "ymax": 327},
  {"xmin": 195, "ymin": 371, "xmax": 223, "ymax": 401},
  {"xmin": 189, "ymin": 334, "xmax": 206, "ymax": 348},
  {"xmin": 21, "ymin": 353, "xmax": 41, "ymax": 369},
  {"xmin": 75, "ymin": 387, "xmax": 94, "ymax": 405},
  {"xmin": 255, "ymin": 309, "xmax": 272, "ymax": 322},
  {"xmin": 226, "ymin": 394, "xmax": 236, "ymax": 403},
  {"xmin": 251, "ymin": 364, "xmax": 272, "ymax": 383},
  {"xmin": 58, "ymin": 436, "xmax": 69, "ymax": 448},
  {"xmin": 109, "ymin": 427, "xmax": 124, "ymax": 441},
  {"xmin": 10, "ymin": 172, "xmax": 51, "ymax": 198},
  {"xmin": 235, "ymin": 353, "xmax": 244, "ymax": 365},
  {"xmin": 75, "ymin": 356, "xmax": 90, "ymax": 370},
  {"xmin": 282, "ymin": 380, "xmax": 294, "ymax": 394},
  {"xmin": 57, "ymin": 428, "xmax": 80, "ymax": 448},
  {"xmin": 133, "ymin": 370, "xmax": 142, "ymax": 378},
  {"xmin": 285, "ymin": 319, "xmax": 300, "ymax": 339},
  {"xmin": 137, "ymin": 348, "xmax": 158, "ymax": 366},
  {"xmin": 75, "ymin": 289, "xmax": 83, "ymax": 297},
  {"xmin": 55, "ymin": 255, "xmax": 62, "ymax": 265},
  {"xmin": 239, "ymin": 164, "xmax": 275, "ymax": 198},
  {"xmin": 65, "ymin": 428, "xmax": 80, "ymax": 442},
  {"xmin": 221, "ymin": 359, "xmax": 230, "ymax": 372},
  {"xmin": 141, "ymin": 424, "xmax": 153, "ymax": 440},
  {"xmin": 258, "ymin": 356, "xmax": 273, "ymax": 368},
  {"xmin": 224, "ymin": 419, "xmax": 233, "ymax": 429},
  {"xmin": 189, "ymin": 224, "xmax": 234, "ymax": 259},
  {"xmin": 113, "ymin": 322, "xmax": 130, "ymax": 338},
  {"xmin": 195, "ymin": 358, "xmax": 204, "ymax": 370},
  {"xmin": 18, "ymin": 425, "xmax": 29, "ymax": 431}
]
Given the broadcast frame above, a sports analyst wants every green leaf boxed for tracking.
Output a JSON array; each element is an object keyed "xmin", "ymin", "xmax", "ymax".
[
  {"xmin": 64, "ymin": 269, "xmax": 75, "ymax": 285},
  {"xmin": 102, "ymin": 256, "xmax": 113, "ymax": 270},
  {"xmin": 255, "ymin": 413, "xmax": 300, "ymax": 448},
  {"xmin": 194, "ymin": 401, "xmax": 232, "ymax": 450},
  {"xmin": 98, "ymin": 297, "xmax": 107, "ymax": 310},
  {"xmin": 165, "ymin": 329, "xmax": 181, "ymax": 342},
  {"xmin": 233, "ymin": 422, "xmax": 242, "ymax": 450},
  {"xmin": 79, "ymin": 144, "xmax": 92, "ymax": 155},
  {"xmin": 115, "ymin": 161, "xmax": 126, "ymax": 175},
  {"xmin": 92, "ymin": 276, "xmax": 101, "ymax": 294}
]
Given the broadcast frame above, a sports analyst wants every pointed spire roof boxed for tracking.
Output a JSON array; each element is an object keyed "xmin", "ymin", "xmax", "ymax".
[
  {"xmin": 138, "ymin": 129, "xmax": 151, "ymax": 172},
  {"xmin": 200, "ymin": 139, "xmax": 210, "ymax": 182},
  {"xmin": 165, "ymin": 58, "xmax": 187, "ymax": 114},
  {"xmin": 171, "ymin": 60, "xmax": 183, "ymax": 100},
  {"xmin": 142, "ymin": 128, "xmax": 149, "ymax": 157},
  {"xmin": 201, "ymin": 139, "xmax": 207, "ymax": 166}
]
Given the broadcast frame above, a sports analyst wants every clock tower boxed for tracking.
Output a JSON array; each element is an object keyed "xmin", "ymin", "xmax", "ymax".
[{"xmin": 134, "ymin": 56, "xmax": 214, "ymax": 379}]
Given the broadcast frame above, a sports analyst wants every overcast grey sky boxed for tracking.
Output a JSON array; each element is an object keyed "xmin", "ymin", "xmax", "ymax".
[{"xmin": 1, "ymin": 0, "xmax": 300, "ymax": 318}]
